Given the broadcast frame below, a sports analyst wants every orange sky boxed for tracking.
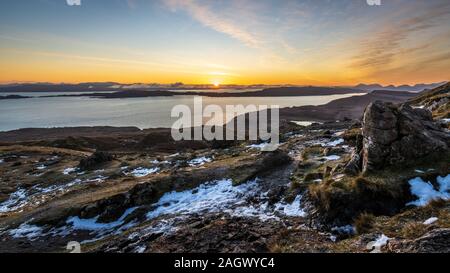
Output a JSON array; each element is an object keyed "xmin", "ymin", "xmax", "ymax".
[{"xmin": 1, "ymin": 0, "xmax": 449, "ymax": 86}]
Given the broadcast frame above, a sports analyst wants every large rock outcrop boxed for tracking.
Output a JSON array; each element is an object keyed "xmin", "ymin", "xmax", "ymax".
[{"xmin": 359, "ymin": 101, "xmax": 449, "ymax": 173}]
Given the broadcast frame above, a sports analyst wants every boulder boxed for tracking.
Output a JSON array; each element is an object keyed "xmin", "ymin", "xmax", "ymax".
[
  {"xmin": 361, "ymin": 101, "xmax": 450, "ymax": 173},
  {"xmin": 78, "ymin": 151, "xmax": 113, "ymax": 170}
]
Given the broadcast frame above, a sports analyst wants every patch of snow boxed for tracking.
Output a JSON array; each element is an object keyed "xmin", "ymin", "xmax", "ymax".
[
  {"xmin": 291, "ymin": 121, "xmax": 314, "ymax": 127},
  {"xmin": 36, "ymin": 165, "xmax": 47, "ymax": 170},
  {"xmin": 8, "ymin": 222, "xmax": 43, "ymax": 241},
  {"xmin": 146, "ymin": 179, "xmax": 306, "ymax": 222},
  {"xmin": 63, "ymin": 167, "xmax": 77, "ymax": 175},
  {"xmin": 188, "ymin": 157, "xmax": 212, "ymax": 167},
  {"xmin": 150, "ymin": 159, "xmax": 171, "ymax": 165},
  {"xmin": 134, "ymin": 245, "xmax": 147, "ymax": 253},
  {"xmin": 322, "ymin": 155, "xmax": 341, "ymax": 161},
  {"xmin": 423, "ymin": 217, "xmax": 438, "ymax": 225},
  {"xmin": 440, "ymin": 118, "xmax": 450, "ymax": 124},
  {"xmin": 246, "ymin": 143, "xmax": 279, "ymax": 151},
  {"xmin": 321, "ymin": 138, "xmax": 344, "ymax": 147},
  {"xmin": 371, "ymin": 234, "xmax": 390, "ymax": 250},
  {"xmin": 128, "ymin": 167, "xmax": 160, "ymax": 178},
  {"xmin": 313, "ymin": 179, "xmax": 323, "ymax": 183},
  {"xmin": 415, "ymin": 169, "xmax": 425, "ymax": 174},
  {"xmin": 406, "ymin": 175, "xmax": 450, "ymax": 206},
  {"xmin": 0, "ymin": 159, "xmax": 4, "ymax": 163},
  {"xmin": 275, "ymin": 195, "xmax": 306, "ymax": 217},
  {"xmin": 129, "ymin": 218, "xmax": 179, "ymax": 240},
  {"xmin": 0, "ymin": 189, "xmax": 28, "ymax": 213},
  {"xmin": 0, "ymin": 176, "xmax": 109, "ymax": 214},
  {"xmin": 67, "ymin": 207, "xmax": 138, "ymax": 231}
]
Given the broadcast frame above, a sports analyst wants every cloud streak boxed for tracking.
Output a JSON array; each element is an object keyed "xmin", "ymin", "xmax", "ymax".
[
  {"xmin": 350, "ymin": 1, "xmax": 450, "ymax": 70},
  {"xmin": 163, "ymin": 0, "xmax": 262, "ymax": 48}
]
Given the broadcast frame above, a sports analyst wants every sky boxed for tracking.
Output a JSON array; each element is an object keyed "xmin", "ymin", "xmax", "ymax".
[{"xmin": 0, "ymin": 0, "xmax": 449, "ymax": 86}]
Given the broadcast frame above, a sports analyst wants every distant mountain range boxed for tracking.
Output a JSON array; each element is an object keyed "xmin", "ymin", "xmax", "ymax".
[
  {"xmin": 354, "ymin": 82, "xmax": 447, "ymax": 92},
  {"xmin": 0, "ymin": 82, "xmax": 447, "ymax": 93}
]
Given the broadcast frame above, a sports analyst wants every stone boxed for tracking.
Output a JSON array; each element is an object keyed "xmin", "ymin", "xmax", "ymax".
[
  {"xmin": 78, "ymin": 151, "xmax": 113, "ymax": 170},
  {"xmin": 361, "ymin": 101, "xmax": 450, "ymax": 173},
  {"xmin": 388, "ymin": 228, "xmax": 450, "ymax": 253}
]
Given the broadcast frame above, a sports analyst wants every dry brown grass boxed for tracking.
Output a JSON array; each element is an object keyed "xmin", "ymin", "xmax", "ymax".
[{"xmin": 354, "ymin": 213, "xmax": 376, "ymax": 234}]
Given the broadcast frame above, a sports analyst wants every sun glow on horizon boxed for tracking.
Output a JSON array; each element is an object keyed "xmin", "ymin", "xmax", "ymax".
[{"xmin": 0, "ymin": 1, "xmax": 449, "ymax": 86}]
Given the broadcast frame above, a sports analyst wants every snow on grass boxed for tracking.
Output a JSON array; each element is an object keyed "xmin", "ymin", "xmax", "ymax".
[
  {"xmin": 291, "ymin": 121, "xmax": 314, "ymax": 127},
  {"xmin": 128, "ymin": 167, "xmax": 160, "ymax": 178},
  {"xmin": 322, "ymin": 155, "xmax": 341, "ymax": 161},
  {"xmin": 8, "ymin": 222, "xmax": 43, "ymax": 241},
  {"xmin": 63, "ymin": 167, "xmax": 77, "ymax": 175},
  {"xmin": 188, "ymin": 157, "xmax": 212, "ymax": 167},
  {"xmin": 246, "ymin": 143, "xmax": 279, "ymax": 152},
  {"xmin": 423, "ymin": 217, "xmax": 438, "ymax": 225},
  {"xmin": 146, "ymin": 179, "xmax": 306, "ymax": 222},
  {"xmin": 406, "ymin": 175, "xmax": 450, "ymax": 206},
  {"xmin": 247, "ymin": 143, "xmax": 269, "ymax": 150},
  {"xmin": 274, "ymin": 195, "xmax": 306, "ymax": 217},
  {"xmin": 0, "ymin": 177, "xmax": 108, "ymax": 214},
  {"xmin": 150, "ymin": 159, "xmax": 170, "ymax": 164},
  {"xmin": 321, "ymin": 138, "xmax": 344, "ymax": 147},
  {"xmin": 0, "ymin": 189, "xmax": 28, "ymax": 213},
  {"xmin": 371, "ymin": 234, "xmax": 390, "ymax": 250},
  {"xmin": 66, "ymin": 207, "xmax": 138, "ymax": 231},
  {"xmin": 5, "ymin": 207, "xmax": 139, "ymax": 241},
  {"xmin": 134, "ymin": 245, "xmax": 147, "ymax": 253}
]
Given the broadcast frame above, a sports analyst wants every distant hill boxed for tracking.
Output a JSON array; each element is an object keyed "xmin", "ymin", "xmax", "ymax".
[
  {"xmin": 408, "ymin": 82, "xmax": 450, "ymax": 119},
  {"xmin": 0, "ymin": 82, "xmax": 120, "ymax": 92},
  {"xmin": 355, "ymin": 82, "xmax": 446, "ymax": 92},
  {"xmin": 47, "ymin": 86, "xmax": 365, "ymax": 99},
  {"xmin": 279, "ymin": 90, "xmax": 417, "ymax": 122}
]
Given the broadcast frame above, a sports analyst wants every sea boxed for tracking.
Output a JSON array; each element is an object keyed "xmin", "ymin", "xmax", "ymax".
[{"xmin": 0, "ymin": 90, "xmax": 364, "ymax": 132}]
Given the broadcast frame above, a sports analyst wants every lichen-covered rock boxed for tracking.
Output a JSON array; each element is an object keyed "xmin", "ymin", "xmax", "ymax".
[{"xmin": 362, "ymin": 101, "xmax": 450, "ymax": 173}]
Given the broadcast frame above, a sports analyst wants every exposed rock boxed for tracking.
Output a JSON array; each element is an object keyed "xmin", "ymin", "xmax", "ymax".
[
  {"xmin": 361, "ymin": 101, "xmax": 450, "ymax": 173},
  {"xmin": 344, "ymin": 150, "xmax": 362, "ymax": 175},
  {"xmin": 388, "ymin": 228, "xmax": 450, "ymax": 253},
  {"xmin": 78, "ymin": 151, "xmax": 113, "ymax": 170}
]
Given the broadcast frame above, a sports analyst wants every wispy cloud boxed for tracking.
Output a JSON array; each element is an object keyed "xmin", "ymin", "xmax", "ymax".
[
  {"xmin": 350, "ymin": 1, "xmax": 450, "ymax": 70},
  {"xmin": 163, "ymin": 0, "xmax": 262, "ymax": 48}
]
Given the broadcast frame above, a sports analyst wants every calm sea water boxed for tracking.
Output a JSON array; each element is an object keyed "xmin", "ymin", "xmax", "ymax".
[{"xmin": 0, "ymin": 91, "xmax": 364, "ymax": 132}]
